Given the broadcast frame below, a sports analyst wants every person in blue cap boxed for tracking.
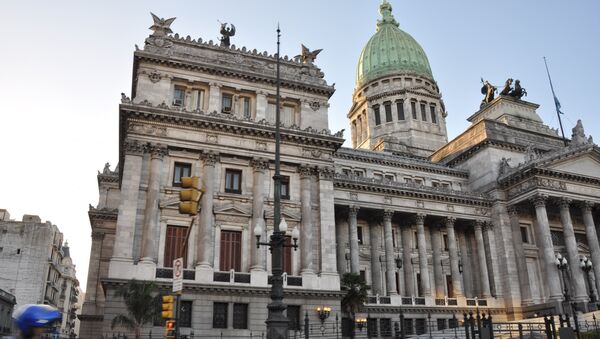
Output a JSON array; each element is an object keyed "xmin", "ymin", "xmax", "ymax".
[{"xmin": 13, "ymin": 304, "xmax": 62, "ymax": 339}]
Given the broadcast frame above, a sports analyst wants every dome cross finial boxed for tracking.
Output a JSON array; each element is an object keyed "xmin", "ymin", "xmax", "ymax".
[{"xmin": 377, "ymin": 0, "xmax": 399, "ymax": 30}]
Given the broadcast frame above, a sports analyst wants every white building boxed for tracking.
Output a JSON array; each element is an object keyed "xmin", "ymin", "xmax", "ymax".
[
  {"xmin": 0, "ymin": 210, "xmax": 80, "ymax": 337},
  {"xmin": 80, "ymin": 2, "xmax": 600, "ymax": 337}
]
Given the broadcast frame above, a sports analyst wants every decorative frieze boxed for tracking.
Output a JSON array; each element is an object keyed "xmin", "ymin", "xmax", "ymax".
[
  {"xmin": 128, "ymin": 123, "xmax": 167, "ymax": 137},
  {"xmin": 507, "ymin": 177, "xmax": 567, "ymax": 199}
]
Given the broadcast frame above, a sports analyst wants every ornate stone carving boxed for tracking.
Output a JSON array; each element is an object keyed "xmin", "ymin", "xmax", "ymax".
[
  {"xmin": 202, "ymin": 152, "xmax": 219, "ymax": 166},
  {"xmin": 123, "ymin": 139, "xmax": 145, "ymax": 156},
  {"xmin": 531, "ymin": 194, "xmax": 548, "ymax": 208},
  {"xmin": 581, "ymin": 201, "xmax": 595, "ymax": 212},
  {"xmin": 120, "ymin": 93, "xmax": 131, "ymax": 103},
  {"xmin": 415, "ymin": 213, "xmax": 426, "ymax": 224},
  {"xmin": 558, "ymin": 197, "xmax": 572, "ymax": 209},
  {"xmin": 317, "ymin": 166, "xmax": 334, "ymax": 180},
  {"xmin": 446, "ymin": 204, "xmax": 454, "ymax": 212},
  {"xmin": 507, "ymin": 177, "xmax": 567, "ymax": 199},
  {"xmin": 251, "ymin": 158, "xmax": 269, "ymax": 172},
  {"xmin": 445, "ymin": 217, "xmax": 456, "ymax": 227},
  {"xmin": 147, "ymin": 144, "xmax": 168, "ymax": 159},
  {"xmin": 383, "ymin": 209, "xmax": 394, "ymax": 221},
  {"xmin": 256, "ymin": 142, "xmax": 267, "ymax": 151},
  {"xmin": 297, "ymin": 165, "xmax": 313, "ymax": 178},
  {"xmin": 148, "ymin": 70, "xmax": 162, "ymax": 83},
  {"xmin": 128, "ymin": 123, "xmax": 167, "ymax": 137},
  {"xmin": 296, "ymin": 44, "xmax": 322, "ymax": 64},
  {"xmin": 206, "ymin": 134, "xmax": 218, "ymax": 143},
  {"xmin": 149, "ymin": 13, "xmax": 175, "ymax": 37},
  {"xmin": 309, "ymin": 101, "xmax": 321, "ymax": 111},
  {"xmin": 474, "ymin": 219, "xmax": 485, "ymax": 230},
  {"xmin": 507, "ymin": 205, "xmax": 519, "ymax": 216},
  {"xmin": 384, "ymin": 196, "xmax": 392, "ymax": 205},
  {"xmin": 91, "ymin": 232, "xmax": 105, "ymax": 241},
  {"xmin": 349, "ymin": 192, "xmax": 358, "ymax": 201},
  {"xmin": 571, "ymin": 119, "xmax": 591, "ymax": 146},
  {"xmin": 416, "ymin": 200, "xmax": 424, "ymax": 208},
  {"xmin": 348, "ymin": 205, "xmax": 359, "ymax": 218}
]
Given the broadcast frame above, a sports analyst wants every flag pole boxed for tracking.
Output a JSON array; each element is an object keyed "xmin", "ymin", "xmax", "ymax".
[{"xmin": 543, "ymin": 56, "xmax": 567, "ymax": 146}]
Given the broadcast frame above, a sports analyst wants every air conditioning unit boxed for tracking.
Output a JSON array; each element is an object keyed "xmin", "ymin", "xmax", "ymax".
[
  {"xmin": 222, "ymin": 106, "xmax": 232, "ymax": 113},
  {"xmin": 173, "ymin": 98, "xmax": 184, "ymax": 106}
]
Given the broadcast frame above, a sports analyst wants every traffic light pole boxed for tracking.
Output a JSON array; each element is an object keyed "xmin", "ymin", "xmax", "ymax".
[{"xmin": 175, "ymin": 293, "xmax": 181, "ymax": 339}]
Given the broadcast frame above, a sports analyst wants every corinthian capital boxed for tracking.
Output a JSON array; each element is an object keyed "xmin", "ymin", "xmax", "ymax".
[
  {"xmin": 123, "ymin": 139, "xmax": 144, "ymax": 156},
  {"xmin": 202, "ymin": 151, "xmax": 219, "ymax": 167},
  {"xmin": 348, "ymin": 205, "xmax": 360, "ymax": 218},
  {"xmin": 146, "ymin": 143, "xmax": 167, "ymax": 159},
  {"xmin": 317, "ymin": 166, "xmax": 335, "ymax": 180},
  {"xmin": 445, "ymin": 217, "xmax": 456, "ymax": 228},
  {"xmin": 558, "ymin": 197, "xmax": 572, "ymax": 209},
  {"xmin": 474, "ymin": 219, "xmax": 485, "ymax": 231},
  {"xmin": 581, "ymin": 201, "xmax": 595, "ymax": 213},
  {"xmin": 383, "ymin": 209, "xmax": 394, "ymax": 222},
  {"xmin": 251, "ymin": 158, "xmax": 269, "ymax": 172},
  {"xmin": 507, "ymin": 205, "xmax": 519, "ymax": 216},
  {"xmin": 530, "ymin": 194, "xmax": 548, "ymax": 208},
  {"xmin": 414, "ymin": 213, "xmax": 426, "ymax": 225},
  {"xmin": 298, "ymin": 165, "xmax": 314, "ymax": 178}
]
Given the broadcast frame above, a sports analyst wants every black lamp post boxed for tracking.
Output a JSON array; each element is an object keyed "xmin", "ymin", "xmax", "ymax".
[
  {"xmin": 580, "ymin": 256, "xmax": 596, "ymax": 303},
  {"xmin": 251, "ymin": 26, "xmax": 299, "ymax": 339},
  {"xmin": 316, "ymin": 306, "xmax": 331, "ymax": 324},
  {"xmin": 395, "ymin": 255, "xmax": 403, "ymax": 269},
  {"xmin": 555, "ymin": 253, "xmax": 569, "ymax": 301}
]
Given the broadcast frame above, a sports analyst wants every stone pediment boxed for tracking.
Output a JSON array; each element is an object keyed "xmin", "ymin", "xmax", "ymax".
[
  {"xmin": 213, "ymin": 204, "xmax": 251, "ymax": 217},
  {"xmin": 541, "ymin": 150, "xmax": 600, "ymax": 180},
  {"xmin": 264, "ymin": 209, "xmax": 301, "ymax": 222},
  {"xmin": 408, "ymin": 85, "xmax": 438, "ymax": 97},
  {"xmin": 159, "ymin": 197, "xmax": 180, "ymax": 208}
]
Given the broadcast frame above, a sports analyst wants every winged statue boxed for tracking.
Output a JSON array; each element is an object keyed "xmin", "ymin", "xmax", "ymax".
[
  {"xmin": 220, "ymin": 23, "xmax": 236, "ymax": 47},
  {"xmin": 149, "ymin": 13, "xmax": 176, "ymax": 37},
  {"xmin": 296, "ymin": 44, "xmax": 323, "ymax": 64}
]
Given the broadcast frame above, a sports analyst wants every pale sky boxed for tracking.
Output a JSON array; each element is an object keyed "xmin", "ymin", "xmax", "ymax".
[{"xmin": 1, "ymin": 0, "xmax": 598, "ymax": 292}]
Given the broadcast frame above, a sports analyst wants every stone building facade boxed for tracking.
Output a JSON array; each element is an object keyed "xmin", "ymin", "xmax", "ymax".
[
  {"xmin": 80, "ymin": 2, "xmax": 600, "ymax": 337},
  {"xmin": 0, "ymin": 288, "xmax": 16, "ymax": 336},
  {"xmin": 0, "ymin": 210, "xmax": 80, "ymax": 337}
]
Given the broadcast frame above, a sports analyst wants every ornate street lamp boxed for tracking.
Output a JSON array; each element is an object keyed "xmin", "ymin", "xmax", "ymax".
[
  {"xmin": 355, "ymin": 317, "xmax": 367, "ymax": 331},
  {"xmin": 555, "ymin": 253, "xmax": 569, "ymax": 300},
  {"xmin": 580, "ymin": 256, "xmax": 597, "ymax": 303},
  {"xmin": 395, "ymin": 255, "xmax": 403, "ymax": 269},
  {"xmin": 316, "ymin": 306, "xmax": 331, "ymax": 324}
]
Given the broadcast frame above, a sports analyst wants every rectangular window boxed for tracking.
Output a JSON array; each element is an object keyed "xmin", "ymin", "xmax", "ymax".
[
  {"xmin": 397, "ymin": 100, "xmax": 405, "ymax": 120},
  {"xmin": 380, "ymin": 318, "xmax": 392, "ymax": 337},
  {"xmin": 415, "ymin": 319, "xmax": 426, "ymax": 335},
  {"xmin": 287, "ymin": 305, "xmax": 301, "ymax": 331},
  {"xmin": 414, "ymin": 232, "xmax": 418, "ymax": 249},
  {"xmin": 520, "ymin": 226, "xmax": 530, "ymax": 244},
  {"xmin": 220, "ymin": 230, "xmax": 242, "ymax": 271},
  {"xmin": 179, "ymin": 300, "xmax": 193, "ymax": 328},
  {"xmin": 430, "ymin": 105, "xmax": 437, "ymax": 124},
  {"xmin": 411, "ymin": 101, "xmax": 417, "ymax": 119},
  {"xmin": 354, "ymin": 170, "xmax": 364, "ymax": 177},
  {"xmin": 420, "ymin": 103, "xmax": 427, "ymax": 121},
  {"xmin": 385, "ymin": 174, "xmax": 395, "ymax": 181},
  {"xmin": 267, "ymin": 103, "xmax": 277, "ymax": 123},
  {"xmin": 446, "ymin": 274, "xmax": 454, "ymax": 298},
  {"xmin": 392, "ymin": 229, "xmax": 397, "ymax": 248},
  {"xmin": 357, "ymin": 226, "xmax": 364, "ymax": 245},
  {"xmin": 165, "ymin": 226, "xmax": 188, "ymax": 267},
  {"xmin": 359, "ymin": 270, "xmax": 366, "ymax": 283},
  {"xmin": 233, "ymin": 303, "xmax": 248, "ymax": 329},
  {"xmin": 367, "ymin": 318, "xmax": 379, "ymax": 337},
  {"xmin": 373, "ymin": 105, "xmax": 381, "ymax": 125},
  {"xmin": 222, "ymin": 94, "xmax": 233, "ymax": 113},
  {"xmin": 173, "ymin": 86, "xmax": 185, "ymax": 106},
  {"xmin": 384, "ymin": 102, "xmax": 392, "ymax": 122},
  {"xmin": 416, "ymin": 273, "xmax": 423, "ymax": 296},
  {"xmin": 443, "ymin": 234, "xmax": 449, "ymax": 251},
  {"xmin": 242, "ymin": 97, "xmax": 251, "ymax": 118},
  {"xmin": 173, "ymin": 162, "xmax": 192, "ymax": 187},
  {"xmin": 281, "ymin": 105, "xmax": 295, "ymax": 126},
  {"xmin": 189, "ymin": 89, "xmax": 204, "ymax": 111},
  {"xmin": 225, "ymin": 169, "xmax": 242, "ymax": 194},
  {"xmin": 213, "ymin": 302, "xmax": 228, "ymax": 329},
  {"xmin": 283, "ymin": 236, "xmax": 292, "ymax": 275},
  {"xmin": 437, "ymin": 319, "xmax": 447, "ymax": 331},
  {"xmin": 281, "ymin": 176, "xmax": 290, "ymax": 200}
]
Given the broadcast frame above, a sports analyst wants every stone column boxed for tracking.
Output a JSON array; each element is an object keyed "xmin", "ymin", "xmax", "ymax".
[
  {"xmin": 196, "ymin": 152, "xmax": 218, "ymax": 268},
  {"xmin": 446, "ymin": 218, "xmax": 463, "ymax": 298},
  {"xmin": 559, "ymin": 198, "xmax": 588, "ymax": 302},
  {"xmin": 140, "ymin": 144, "xmax": 166, "ymax": 263},
  {"xmin": 458, "ymin": 231, "xmax": 473, "ymax": 297},
  {"xmin": 255, "ymin": 90, "xmax": 267, "ymax": 121},
  {"xmin": 208, "ymin": 82, "xmax": 222, "ymax": 113},
  {"xmin": 484, "ymin": 223, "xmax": 501, "ymax": 297},
  {"xmin": 250, "ymin": 158, "xmax": 268, "ymax": 271},
  {"xmin": 348, "ymin": 205, "xmax": 360, "ymax": 274},
  {"xmin": 531, "ymin": 194, "xmax": 563, "ymax": 300},
  {"xmin": 369, "ymin": 222, "xmax": 383, "ymax": 295},
  {"xmin": 383, "ymin": 210, "xmax": 397, "ymax": 295},
  {"xmin": 402, "ymin": 225, "xmax": 415, "ymax": 296},
  {"xmin": 416, "ymin": 213, "xmax": 431, "ymax": 297},
  {"xmin": 582, "ymin": 201, "xmax": 600, "ymax": 297},
  {"xmin": 111, "ymin": 140, "xmax": 144, "ymax": 263},
  {"xmin": 336, "ymin": 219, "xmax": 349, "ymax": 275},
  {"xmin": 317, "ymin": 167, "xmax": 338, "ymax": 279},
  {"xmin": 431, "ymin": 225, "xmax": 444, "ymax": 298},
  {"xmin": 474, "ymin": 220, "xmax": 491, "ymax": 298},
  {"xmin": 507, "ymin": 206, "xmax": 532, "ymax": 304},
  {"xmin": 299, "ymin": 165, "xmax": 314, "ymax": 274}
]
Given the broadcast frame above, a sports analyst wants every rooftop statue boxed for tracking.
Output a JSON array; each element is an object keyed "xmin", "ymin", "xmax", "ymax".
[
  {"xmin": 509, "ymin": 80, "xmax": 527, "ymax": 100},
  {"xmin": 296, "ymin": 44, "xmax": 323, "ymax": 65},
  {"xmin": 219, "ymin": 22, "xmax": 236, "ymax": 47},
  {"xmin": 480, "ymin": 78, "xmax": 497, "ymax": 108},
  {"xmin": 571, "ymin": 119, "xmax": 588, "ymax": 146},
  {"xmin": 149, "ymin": 13, "xmax": 176, "ymax": 37},
  {"xmin": 500, "ymin": 78, "xmax": 513, "ymax": 96}
]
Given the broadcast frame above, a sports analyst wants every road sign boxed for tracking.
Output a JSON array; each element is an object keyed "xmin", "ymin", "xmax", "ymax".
[{"xmin": 173, "ymin": 257, "xmax": 184, "ymax": 293}]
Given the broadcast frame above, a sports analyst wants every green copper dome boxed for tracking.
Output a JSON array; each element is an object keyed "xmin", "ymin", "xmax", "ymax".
[{"xmin": 356, "ymin": 0, "xmax": 433, "ymax": 88}]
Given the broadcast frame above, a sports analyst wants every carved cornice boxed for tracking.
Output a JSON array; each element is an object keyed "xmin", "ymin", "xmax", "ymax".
[
  {"xmin": 336, "ymin": 147, "xmax": 468, "ymax": 178},
  {"xmin": 88, "ymin": 207, "xmax": 118, "ymax": 222},
  {"xmin": 334, "ymin": 173, "xmax": 491, "ymax": 207},
  {"xmin": 366, "ymin": 87, "xmax": 442, "ymax": 102},
  {"xmin": 120, "ymin": 105, "xmax": 344, "ymax": 151},
  {"xmin": 251, "ymin": 157, "xmax": 269, "ymax": 172},
  {"xmin": 505, "ymin": 175, "xmax": 567, "ymax": 200}
]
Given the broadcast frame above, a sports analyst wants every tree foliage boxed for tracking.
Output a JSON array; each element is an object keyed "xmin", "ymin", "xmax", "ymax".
[
  {"xmin": 340, "ymin": 273, "xmax": 370, "ymax": 319},
  {"xmin": 110, "ymin": 279, "xmax": 158, "ymax": 339}
]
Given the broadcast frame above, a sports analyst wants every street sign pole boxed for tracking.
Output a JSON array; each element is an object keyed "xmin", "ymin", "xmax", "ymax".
[{"xmin": 173, "ymin": 257, "xmax": 184, "ymax": 339}]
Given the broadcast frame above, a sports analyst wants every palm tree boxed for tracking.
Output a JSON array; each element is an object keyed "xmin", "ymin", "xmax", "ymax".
[
  {"xmin": 340, "ymin": 273, "xmax": 370, "ymax": 338},
  {"xmin": 110, "ymin": 279, "xmax": 159, "ymax": 339}
]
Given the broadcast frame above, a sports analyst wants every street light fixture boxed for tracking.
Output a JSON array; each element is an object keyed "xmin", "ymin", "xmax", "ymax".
[
  {"xmin": 555, "ymin": 253, "xmax": 569, "ymax": 300},
  {"xmin": 580, "ymin": 256, "xmax": 597, "ymax": 303},
  {"xmin": 395, "ymin": 255, "xmax": 403, "ymax": 269},
  {"xmin": 316, "ymin": 306, "xmax": 331, "ymax": 324},
  {"xmin": 355, "ymin": 317, "xmax": 367, "ymax": 331}
]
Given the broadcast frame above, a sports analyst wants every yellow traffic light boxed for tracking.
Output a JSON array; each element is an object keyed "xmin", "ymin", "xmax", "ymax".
[
  {"xmin": 161, "ymin": 295, "xmax": 175, "ymax": 319},
  {"xmin": 165, "ymin": 320, "xmax": 176, "ymax": 339},
  {"xmin": 179, "ymin": 176, "xmax": 204, "ymax": 216}
]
